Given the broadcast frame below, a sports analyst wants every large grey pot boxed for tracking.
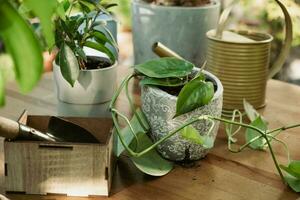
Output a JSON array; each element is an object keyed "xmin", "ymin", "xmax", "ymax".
[
  {"xmin": 131, "ymin": 0, "xmax": 220, "ymax": 66},
  {"xmin": 141, "ymin": 70, "xmax": 223, "ymax": 161}
]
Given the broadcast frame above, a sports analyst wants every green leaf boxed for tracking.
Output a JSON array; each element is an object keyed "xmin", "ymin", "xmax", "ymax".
[
  {"xmin": 23, "ymin": 0, "xmax": 58, "ymax": 48},
  {"xmin": 56, "ymin": 1, "xmax": 67, "ymax": 21},
  {"xmin": 135, "ymin": 57, "xmax": 194, "ymax": 78},
  {"xmin": 0, "ymin": 1, "xmax": 43, "ymax": 93},
  {"xmin": 74, "ymin": 47, "xmax": 87, "ymax": 62},
  {"xmin": 280, "ymin": 161, "xmax": 300, "ymax": 179},
  {"xmin": 84, "ymin": 41, "xmax": 116, "ymax": 63},
  {"xmin": 140, "ymin": 77, "xmax": 187, "ymax": 87},
  {"xmin": 202, "ymin": 136, "xmax": 214, "ymax": 149},
  {"xmin": 91, "ymin": 30, "xmax": 118, "ymax": 51},
  {"xmin": 59, "ymin": 43, "xmax": 80, "ymax": 87},
  {"xmin": 114, "ymin": 109, "xmax": 150, "ymax": 157},
  {"xmin": 243, "ymin": 99, "xmax": 260, "ymax": 122},
  {"xmin": 181, "ymin": 125, "xmax": 204, "ymax": 145},
  {"xmin": 284, "ymin": 175, "xmax": 300, "ymax": 192},
  {"xmin": 129, "ymin": 132, "xmax": 173, "ymax": 176},
  {"xmin": 175, "ymin": 79, "xmax": 214, "ymax": 117},
  {"xmin": 280, "ymin": 165, "xmax": 300, "ymax": 180},
  {"xmin": 245, "ymin": 116, "xmax": 268, "ymax": 150}
]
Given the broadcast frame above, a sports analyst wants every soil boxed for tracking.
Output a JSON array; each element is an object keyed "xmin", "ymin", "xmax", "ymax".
[
  {"xmin": 159, "ymin": 77, "xmax": 217, "ymax": 97},
  {"xmin": 84, "ymin": 56, "xmax": 112, "ymax": 70},
  {"xmin": 143, "ymin": 0, "xmax": 211, "ymax": 7}
]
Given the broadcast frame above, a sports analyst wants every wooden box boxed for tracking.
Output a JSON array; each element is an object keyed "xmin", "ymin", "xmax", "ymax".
[{"xmin": 3, "ymin": 112, "xmax": 115, "ymax": 197}]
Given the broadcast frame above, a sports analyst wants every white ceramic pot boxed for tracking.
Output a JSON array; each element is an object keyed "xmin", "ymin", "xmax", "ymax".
[
  {"xmin": 53, "ymin": 61, "xmax": 118, "ymax": 105},
  {"xmin": 141, "ymin": 70, "xmax": 223, "ymax": 161}
]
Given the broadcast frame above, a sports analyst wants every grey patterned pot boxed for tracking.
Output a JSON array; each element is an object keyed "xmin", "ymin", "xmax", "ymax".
[
  {"xmin": 141, "ymin": 70, "xmax": 223, "ymax": 161},
  {"xmin": 131, "ymin": 0, "xmax": 220, "ymax": 66}
]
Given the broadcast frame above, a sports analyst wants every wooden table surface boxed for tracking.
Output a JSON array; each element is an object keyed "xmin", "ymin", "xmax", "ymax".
[{"xmin": 1, "ymin": 33, "xmax": 300, "ymax": 200}]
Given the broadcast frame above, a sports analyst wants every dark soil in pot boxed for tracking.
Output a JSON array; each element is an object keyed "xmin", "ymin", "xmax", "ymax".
[
  {"xmin": 84, "ymin": 56, "xmax": 112, "ymax": 70},
  {"xmin": 143, "ymin": 0, "xmax": 212, "ymax": 7}
]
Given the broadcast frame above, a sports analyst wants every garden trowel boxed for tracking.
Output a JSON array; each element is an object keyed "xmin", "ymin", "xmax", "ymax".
[{"xmin": 0, "ymin": 116, "xmax": 99, "ymax": 143}]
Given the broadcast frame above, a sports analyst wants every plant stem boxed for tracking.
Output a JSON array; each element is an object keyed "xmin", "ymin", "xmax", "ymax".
[{"xmin": 267, "ymin": 124, "xmax": 300, "ymax": 135}]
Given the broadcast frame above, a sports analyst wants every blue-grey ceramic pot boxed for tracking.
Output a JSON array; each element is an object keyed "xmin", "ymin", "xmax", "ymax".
[
  {"xmin": 131, "ymin": 0, "xmax": 220, "ymax": 66},
  {"xmin": 141, "ymin": 70, "xmax": 223, "ymax": 161}
]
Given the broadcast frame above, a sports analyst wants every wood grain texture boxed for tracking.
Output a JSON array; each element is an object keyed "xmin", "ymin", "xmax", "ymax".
[{"xmin": 0, "ymin": 32, "xmax": 300, "ymax": 199}]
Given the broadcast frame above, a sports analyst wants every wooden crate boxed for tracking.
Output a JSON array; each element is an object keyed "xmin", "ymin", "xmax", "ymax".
[{"xmin": 3, "ymin": 112, "xmax": 115, "ymax": 197}]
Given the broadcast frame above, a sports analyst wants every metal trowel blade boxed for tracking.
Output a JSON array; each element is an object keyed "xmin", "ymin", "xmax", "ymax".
[{"xmin": 47, "ymin": 116, "xmax": 99, "ymax": 143}]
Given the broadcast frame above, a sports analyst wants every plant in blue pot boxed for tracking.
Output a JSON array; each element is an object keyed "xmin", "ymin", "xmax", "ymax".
[
  {"xmin": 131, "ymin": 0, "xmax": 220, "ymax": 66},
  {"xmin": 52, "ymin": 0, "xmax": 119, "ymax": 115}
]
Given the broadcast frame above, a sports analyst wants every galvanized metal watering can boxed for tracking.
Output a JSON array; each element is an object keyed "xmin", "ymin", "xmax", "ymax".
[{"xmin": 206, "ymin": 0, "xmax": 292, "ymax": 115}]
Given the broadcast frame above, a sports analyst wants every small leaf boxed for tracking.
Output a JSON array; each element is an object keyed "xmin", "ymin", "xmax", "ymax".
[
  {"xmin": 181, "ymin": 125, "xmax": 204, "ymax": 145},
  {"xmin": 280, "ymin": 161, "xmax": 300, "ymax": 179},
  {"xmin": 56, "ymin": 1, "xmax": 67, "ymax": 21},
  {"xmin": 284, "ymin": 175, "xmax": 300, "ymax": 192},
  {"xmin": 59, "ymin": 43, "xmax": 80, "ymax": 87},
  {"xmin": 23, "ymin": 0, "xmax": 58, "ymax": 48},
  {"xmin": 129, "ymin": 132, "xmax": 173, "ymax": 176},
  {"xmin": 245, "ymin": 116, "xmax": 268, "ymax": 150},
  {"xmin": 135, "ymin": 57, "xmax": 194, "ymax": 78},
  {"xmin": 175, "ymin": 79, "xmax": 214, "ymax": 117},
  {"xmin": 243, "ymin": 99, "xmax": 260, "ymax": 122},
  {"xmin": 84, "ymin": 41, "xmax": 116, "ymax": 63},
  {"xmin": 140, "ymin": 77, "xmax": 187, "ymax": 87},
  {"xmin": 202, "ymin": 136, "xmax": 215, "ymax": 149},
  {"xmin": 114, "ymin": 109, "xmax": 150, "ymax": 157},
  {"xmin": 0, "ymin": 1, "xmax": 43, "ymax": 93},
  {"xmin": 74, "ymin": 47, "xmax": 87, "ymax": 62}
]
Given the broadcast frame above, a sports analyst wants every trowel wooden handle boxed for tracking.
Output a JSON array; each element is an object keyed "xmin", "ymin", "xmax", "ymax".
[
  {"xmin": 0, "ymin": 116, "xmax": 19, "ymax": 139},
  {"xmin": 152, "ymin": 42, "xmax": 183, "ymax": 59}
]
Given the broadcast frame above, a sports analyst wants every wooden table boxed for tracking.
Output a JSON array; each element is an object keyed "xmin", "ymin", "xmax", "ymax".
[{"xmin": 1, "ymin": 33, "xmax": 300, "ymax": 200}]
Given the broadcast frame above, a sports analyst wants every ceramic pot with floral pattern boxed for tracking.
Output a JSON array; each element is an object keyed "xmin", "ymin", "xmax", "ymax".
[{"xmin": 141, "ymin": 70, "xmax": 223, "ymax": 161}]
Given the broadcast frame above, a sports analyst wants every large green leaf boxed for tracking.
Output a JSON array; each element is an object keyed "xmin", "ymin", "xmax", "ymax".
[
  {"xmin": 23, "ymin": 0, "xmax": 58, "ymax": 48},
  {"xmin": 130, "ymin": 132, "xmax": 173, "ymax": 176},
  {"xmin": 114, "ymin": 109, "xmax": 150, "ymax": 157},
  {"xmin": 140, "ymin": 77, "xmax": 187, "ymax": 87},
  {"xmin": 134, "ymin": 57, "xmax": 194, "ymax": 78},
  {"xmin": 245, "ymin": 116, "xmax": 268, "ymax": 150},
  {"xmin": 84, "ymin": 41, "xmax": 116, "ymax": 63},
  {"xmin": 175, "ymin": 77, "xmax": 214, "ymax": 117},
  {"xmin": 0, "ymin": 1, "xmax": 43, "ymax": 93},
  {"xmin": 59, "ymin": 43, "xmax": 80, "ymax": 87}
]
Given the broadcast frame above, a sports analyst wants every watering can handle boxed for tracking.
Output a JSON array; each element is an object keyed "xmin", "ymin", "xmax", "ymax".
[{"xmin": 215, "ymin": 0, "xmax": 293, "ymax": 79}]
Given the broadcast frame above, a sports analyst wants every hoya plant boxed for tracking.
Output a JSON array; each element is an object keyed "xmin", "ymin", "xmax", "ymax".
[
  {"xmin": 54, "ymin": 0, "xmax": 118, "ymax": 86},
  {"xmin": 110, "ymin": 57, "xmax": 300, "ymax": 192}
]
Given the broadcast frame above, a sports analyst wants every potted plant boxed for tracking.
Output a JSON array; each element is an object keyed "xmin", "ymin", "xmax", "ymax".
[
  {"xmin": 53, "ymin": 0, "xmax": 118, "ymax": 107},
  {"xmin": 131, "ymin": 0, "xmax": 220, "ymax": 66},
  {"xmin": 110, "ymin": 57, "xmax": 300, "ymax": 193}
]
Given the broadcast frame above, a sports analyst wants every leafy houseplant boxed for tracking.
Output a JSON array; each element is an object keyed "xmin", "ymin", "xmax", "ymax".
[
  {"xmin": 53, "ymin": 0, "xmax": 119, "ymax": 106},
  {"xmin": 110, "ymin": 57, "xmax": 300, "ymax": 192},
  {"xmin": 131, "ymin": 0, "xmax": 220, "ymax": 67},
  {"xmin": 0, "ymin": 0, "xmax": 60, "ymax": 105}
]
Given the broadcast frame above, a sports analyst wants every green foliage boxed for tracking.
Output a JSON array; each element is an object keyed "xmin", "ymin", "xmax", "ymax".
[
  {"xmin": 140, "ymin": 77, "xmax": 187, "ymax": 87},
  {"xmin": 129, "ymin": 132, "xmax": 173, "ymax": 176},
  {"xmin": 175, "ymin": 76, "xmax": 214, "ymax": 117},
  {"xmin": 245, "ymin": 116, "xmax": 267, "ymax": 150},
  {"xmin": 0, "ymin": 0, "xmax": 44, "ymax": 93},
  {"xmin": 58, "ymin": 43, "xmax": 80, "ymax": 87},
  {"xmin": 181, "ymin": 125, "xmax": 204, "ymax": 145},
  {"xmin": 54, "ymin": 0, "xmax": 118, "ymax": 86},
  {"xmin": 280, "ymin": 161, "xmax": 300, "ymax": 192},
  {"xmin": 135, "ymin": 57, "xmax": 194, "ymax": 78}
]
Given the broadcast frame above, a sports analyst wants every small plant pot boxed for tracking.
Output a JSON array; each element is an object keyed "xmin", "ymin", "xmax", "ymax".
[
  {"xmin": 131, "ymin": 0, "xmax": 220, "ymax": 66},
  {"xmin": 141, "ymin": 70, "xmax": 223, "ymax": 161},
  {"xmin": 53, "ymin": 60, "xmax": 118, "ymax": 105}
]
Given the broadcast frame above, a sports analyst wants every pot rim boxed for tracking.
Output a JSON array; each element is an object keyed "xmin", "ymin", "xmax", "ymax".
[
  {"xmin": 206, "ymin": 29, "xmax": 273, "ymax": 45},
  {"xmin": 132, "ymin": 0, "xmax": 220, "ymax": 10},
  {"xmin": 53, "ymin": 59, "xmax": 118, "ymax": 72},
  {"xmin": 143, "ymin": 69, "xmax": 223, "ymax": 102}
]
